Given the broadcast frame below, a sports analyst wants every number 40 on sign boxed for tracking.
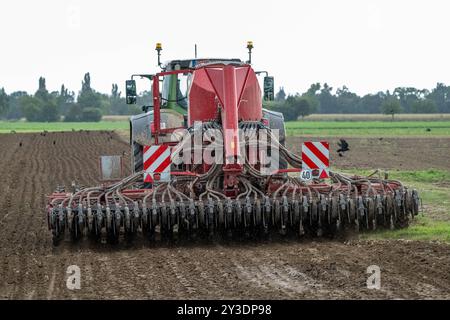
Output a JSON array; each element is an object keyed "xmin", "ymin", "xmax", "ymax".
[{"xmin": 301, "ymin": 141, "xmax": 330, "ymax": 180}]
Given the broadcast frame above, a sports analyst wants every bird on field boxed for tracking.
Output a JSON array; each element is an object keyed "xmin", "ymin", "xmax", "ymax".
[
  {"xmin": 19, "ymin": 141, "xmax": 23, "ymax": 147},
  {"xmin": 337, "ymin": 139, "xmax": 350, "ymax": 157},
  {"xmin": 426, "ymin": 128, "xmax": 431, "ymax": 132},
  {"xmin": 53, "ymin": 140, "xmax": 56, "ymax": 145}
]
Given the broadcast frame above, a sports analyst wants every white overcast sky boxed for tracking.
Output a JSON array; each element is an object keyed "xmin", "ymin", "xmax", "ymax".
[{"xmin": 1, "ymin": 0, "xmax": 449, "ymax": 96}]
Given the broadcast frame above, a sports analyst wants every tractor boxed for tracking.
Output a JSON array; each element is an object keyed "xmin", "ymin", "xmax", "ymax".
[{"xmin": 47, "ymin": 42, "xmax": 419, "ymax": 245}]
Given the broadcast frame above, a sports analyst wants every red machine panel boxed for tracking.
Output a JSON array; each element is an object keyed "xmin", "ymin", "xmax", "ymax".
[{"xmin": 188, "ymin": 64, "xmax": 263, "ymax": 126}]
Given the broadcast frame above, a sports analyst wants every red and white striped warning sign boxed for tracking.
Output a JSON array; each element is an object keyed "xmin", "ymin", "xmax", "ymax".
[
  {"xmin": 143, "ymin": 145, "xmax": 171, "ymax": 183},
  {"xmin": 302, "ymin": 141, "xmax": 330, "ymax": 179}
]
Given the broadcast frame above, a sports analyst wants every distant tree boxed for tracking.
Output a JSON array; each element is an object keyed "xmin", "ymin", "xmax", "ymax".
[
  {"xmin": 6, "ymin": 91, "xmax": 27, "ymax": 119},
  {"xmin": 40, "ymin": 97, "xmax": 59, "ymax": 122},
  {"xmin": 296, "ymin": 97, "xmax": 314, "ymax": 118},
  {"xmin": 275, "ymin": 87, "xmax": 286, "ymax": 101},
  {"xmin": 109, "ymin": 83, "xmax": 125, "ymax": 115},
  {"xmin": 317, "ymin": 83, "xmax": 337, "ymax": 113},
  {"xmin": 381, "ymin": 98, "xmax": 403, "ymax": 120},
  {"xmin": 98, "ymin": 93, "xmax": 111, "ymax": 111},
  {"xmin": 77, "ymin": 73, "xmax": 101, "ymax": 110},
  {"xmin": 8, "ymin": 76, "xmax": 450, "ymax": 121},
  {"xmin": 64, "ymin": 104, "xmax": 83, "ymax": 122},
  {"xmin": 20, "ymin": 95, "xmax": 58, "ymax": 122},
  {"xmin": 335, "ymin": 86, "xmax": 360, "ymax": 113},
  {"xmin": 411, "ymin": 99, "xmax": 438, "ymax": 113},
  {"xmin": 306, "ymin": 83, "xmax": 321, "ymax": 96},
  {"xmin": 301, "ymin": 85, "xmax": 320, "ymax": 113},
  {"xmin": 20, "ymin": 95, "xmax": 43, "ymax": 122},
  {"xmin": 268, "ymin": 95, "xmax": 318, "ymax": 121},
  {"xmin": 18, "ymin": 78, "xmax": 59, "ymax": 122},
  {"xmin": 111, "ymin": 84, "xmax": 120, "ymax": 99},
  {"xmin": 82, "ymin": 73, "xmax": 91, "ymax": 92},
  {"xmin": 393, "ymin": 87, "xmax": 422, "ymax": 113},
  {"xmin": 36, "ymin": 77, "xmax": 59, "ymax": 121},
  {"xmin": 81, "ymin": 107, "xmax": 102, "ymax": 122},
  {"xmin": 264, "ymin": 97, "xmax": 292, "ymax": 120},
  {"xmin": 57, "ymin": 84, "xmax": 75, "ymax": 116},
  {"xmin": 358, "ymin": 92, "xmax": 386, "ymax": 114},
  {"xmin": 426, "ymin": 83, "xmax": 450, "ymax": 113},
  {"xmin": 299, "ymin": 94, "xmax": 319, "ymax": 118},
  {"xmin": 279, "ymin": 95, "xmax": 298, "ymax": 120},
  {"xmin": 262, "ymin": 100, "xmax": 281, "ymax": 111},
  {"xmin": 0, "ymin": 88, "xmax": 9, "ymax": 117},
  {"xmin": 35, "ymin": 77, "xmax": 49, "ymax": 101}
]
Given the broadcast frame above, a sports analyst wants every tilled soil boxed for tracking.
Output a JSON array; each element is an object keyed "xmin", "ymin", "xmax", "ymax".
[
  {"xmin": 0, "ymin": 132, "xmax": 449, "ymax": 299},
  {"xmin": 286, "ymin": 136, "xmax": 450, "ymax": 171}
]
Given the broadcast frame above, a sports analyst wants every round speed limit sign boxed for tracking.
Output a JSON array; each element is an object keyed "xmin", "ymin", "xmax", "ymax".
[{"xmin": 300, "ymin": 169, "xmax": 312, "ymax": 181}]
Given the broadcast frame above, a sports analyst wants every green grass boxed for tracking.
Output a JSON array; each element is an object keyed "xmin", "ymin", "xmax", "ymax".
[
  {"xmin": 303, "ymin": 113, "xmax": 450, "ymax": 122},
  {"xmin": 3, "ymin": 119, "xmax": 450, "ymax": 137},
  {"xmin": 361, "ymin": 216, "xmax": 450, "ymax": 242},
  {"xmin": 340, "ymin": 168, "xmax": 450, "ymax": 184},
  {"xmin": 285, "ymin": 121, "xmax": 450, "ymax": 137},
  {"xmin": 390, "ymin": 169, "xmax": 450, "ymax": 184},
  {"xmin": 337, "ymin": 168, "xmax": 450, "ymax": 242},
  {"xmin": 0, "ymin": 121, "xmax": 129, "ymax": 133}
]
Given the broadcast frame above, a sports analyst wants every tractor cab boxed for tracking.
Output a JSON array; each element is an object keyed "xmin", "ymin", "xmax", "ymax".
[{"xmin": 153, "ymin": 58, "xmax": 245, "ymax": 114}]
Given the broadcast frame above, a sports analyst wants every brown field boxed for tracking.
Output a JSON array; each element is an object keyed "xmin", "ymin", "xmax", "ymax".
[
  {"xmin": 0, "ymin": 132, "xmax": 449, "ymax": 299},
  {"xmin": 287, "ymin": 136, "xmax": 450, "ymax": 171}
]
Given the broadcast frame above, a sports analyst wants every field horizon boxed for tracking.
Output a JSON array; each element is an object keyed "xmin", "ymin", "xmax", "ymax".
[{"xmin": 2, "ymin": 113, "xmax": 450, "ymax": 136}]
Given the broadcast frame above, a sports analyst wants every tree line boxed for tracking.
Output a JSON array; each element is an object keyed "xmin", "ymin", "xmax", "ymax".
[
  {"xmin": 264, "ymin": 83, "xmax": 450, "ymax": 121},
  {"xmin": 2, "ymin": 77, "xmax": 450, "ymax": 122},
  {"xmin": 0, "ymin": 73, "xmax": 143, "ymax": 122}
]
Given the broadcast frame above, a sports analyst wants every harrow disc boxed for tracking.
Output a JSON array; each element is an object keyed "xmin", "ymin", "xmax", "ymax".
[{"xmin": 48, "ymin": 186, "xmax": 419, "ymax": 245}]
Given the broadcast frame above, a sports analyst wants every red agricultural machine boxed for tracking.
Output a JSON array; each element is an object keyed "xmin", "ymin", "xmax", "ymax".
[{"xmin": 47, "ymin": 42, "xmax": 419, "ymax": 245}]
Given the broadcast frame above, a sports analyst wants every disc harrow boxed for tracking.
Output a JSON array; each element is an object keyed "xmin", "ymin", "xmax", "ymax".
[
  {"xmin": 47, "ymin": 168, "xmax": 420, "ymax": 245},
  {"xmin": 47, "ymin": 122, "xmax": 420, "ymax": 245}
]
